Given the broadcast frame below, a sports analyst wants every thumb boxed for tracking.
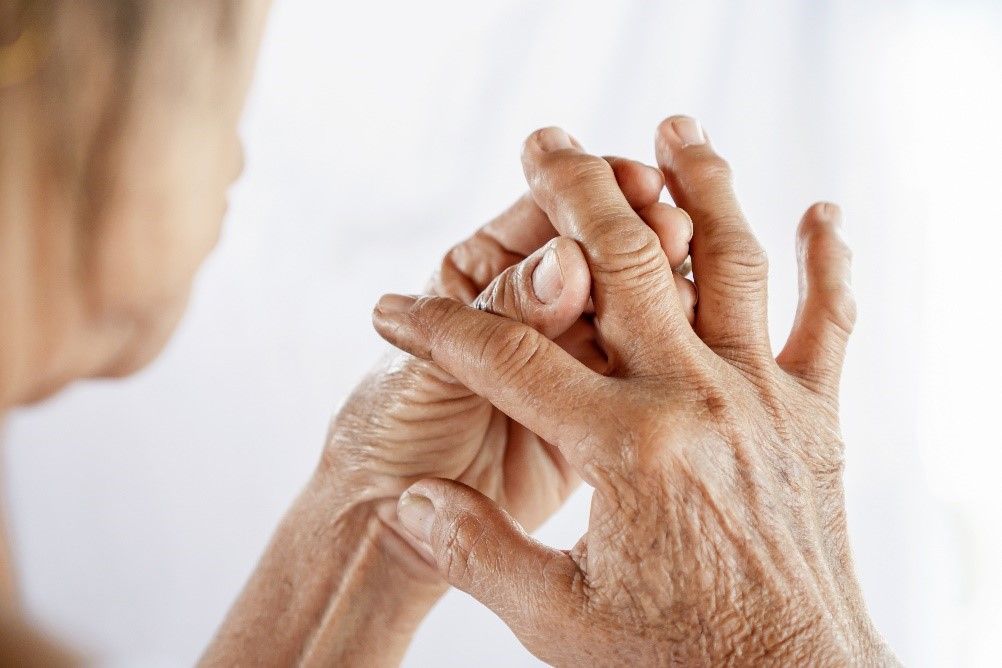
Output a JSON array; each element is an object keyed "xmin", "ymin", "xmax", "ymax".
[
  {"xmin": 396, "ymin": 479, "xmax": 582, "ymax": 643},
  {"xmin": 472, "ymin": 236, "xmax": 590, "ymax": 340}
]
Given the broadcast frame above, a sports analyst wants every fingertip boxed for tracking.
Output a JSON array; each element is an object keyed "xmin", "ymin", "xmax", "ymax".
[
  {"xmin": 471, "ymin": 238, "xmax": 590, "ymax": 341},
  {"xmin": 396, "ymin": 489, "xmax": 437, "ymax": 549},
  {"xmin": 658, "ymin": 115, "xmax": 706, "ymax": 146},
  {"xmin": 550, "ymin": 237, "xmax": 591, "ymax": 307},
  {"xmin": 799, "ymin": 201, "xmax": 844, "ymax": 237},
  {"xmin": 523, "ymin": 126, "xmax": 578, "ymax": 158},
  {"xmin": 400, "ymin": 476, "xmax": 439, "ymax": 500},
  {"xmin": 656, "ymin": 115, "xmax": 677, "ymax": 138},
  {"xmin": 372, "ymin": 293, "xmax": 418, "ymax": 327},
  {"xmin": 798, "ymin": 202, "xmax": 852, "ymax": 276},
  {"xmin": 525, "ymin": 238, "xmax": 590, "ymax": 338},
  {"xmin": 371, "ymin": 294, "xmax": 439, "ymax": 359}
]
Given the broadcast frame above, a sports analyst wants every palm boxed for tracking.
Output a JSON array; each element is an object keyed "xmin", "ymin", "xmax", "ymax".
[{"xmin": 334, "ymin": 322, "xmax": 591, "ymax": 532}]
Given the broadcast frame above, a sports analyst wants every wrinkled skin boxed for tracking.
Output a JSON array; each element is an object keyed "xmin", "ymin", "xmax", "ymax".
[
  {"xmin": 374, "ymin": 118, "xmax": 896, "ymax": 665},
  {"xmin": 204, "ymin": 141, "xmax": 696, "ymax": 666},
  {"xmin": 324, "ymin": 155, "xmax": 696, "ymax": 572}
]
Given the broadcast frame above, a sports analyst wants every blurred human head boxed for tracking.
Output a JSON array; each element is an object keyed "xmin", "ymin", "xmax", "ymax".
[{"xmin": 0, "ymin": 1, "xmax": 270, "ymax": 404}]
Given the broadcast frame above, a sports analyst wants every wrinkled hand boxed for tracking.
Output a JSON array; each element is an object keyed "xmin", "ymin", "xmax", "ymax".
[
  {"xmin": 324, "ymin": 153, "xmax": 695, "ymax": 578},
  {"xmin": 373, "ymin": 118, "xmax": 894, "ymax": 665}
]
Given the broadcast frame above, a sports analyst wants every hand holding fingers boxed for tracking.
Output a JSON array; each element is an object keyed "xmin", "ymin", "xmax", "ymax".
[
  {"xmin": 375, "ymin": 117, "xmax": 882, "ymax": 666},
  {"xmin": 371, "ymin": 294, "xmax": 618, "ymax": 478}
]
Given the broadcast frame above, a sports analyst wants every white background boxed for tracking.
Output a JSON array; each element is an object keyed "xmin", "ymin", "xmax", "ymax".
[{"xmin": 5, "ymin": 1, "xmax": 1002, "ymax": 665}]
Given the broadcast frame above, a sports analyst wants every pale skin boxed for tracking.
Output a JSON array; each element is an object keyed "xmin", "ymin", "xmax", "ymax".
[{"xmin": 0, "ymin": 2, "xmax": 890, "ymax": 666}]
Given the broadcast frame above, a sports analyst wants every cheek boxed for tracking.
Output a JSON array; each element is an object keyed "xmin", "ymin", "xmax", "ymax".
[
  {"xmin": 87, "ymin": 138, "xmax": 232, "ymax": 323},
  {"xmin": 101, "ymin": 288, "xmax": 192, "ymax": 378}
]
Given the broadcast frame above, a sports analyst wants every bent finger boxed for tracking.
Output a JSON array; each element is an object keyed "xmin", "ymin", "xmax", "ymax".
[
  {"xmin": 777, "ymin": 203, "xmax": 856, "ymax": 398},
  {"xmin": 473, "ymin": 237, "xmax": 591, "ymax": 340},
  {"xmin": 372, "ymin": 294, "xmax": 618, "ymax": 475}
]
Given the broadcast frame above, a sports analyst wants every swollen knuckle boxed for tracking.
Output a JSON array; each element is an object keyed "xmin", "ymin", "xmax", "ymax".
[
  {"xmin": 542, "ymin": 152, "xmax": 613, "ymax": 192},
  {"xmin": 801, "ymin": 222, "xmax": 850, "ymax": 256},
  {"xmin": 591, "ymin": 221, "xmax": 664, "ymax": 269},
  {"xmin": 825, "ymin": 289, "xmax": 857, "ymax": 337},
  {"xmin": 701, "ymin": 226, "xmax": 769, "ymax": 279},
  {"xmin": 689, "ymin": 153, "xmax": 733, "ymax": 185}
]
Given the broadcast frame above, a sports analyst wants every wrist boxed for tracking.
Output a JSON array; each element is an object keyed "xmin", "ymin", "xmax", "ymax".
[
  {"xmin": 203, "ymin": 470, "xmax": 445, "ymax": 667},
  {"xmin": 290, "ymin": 470, "xmax": 448, "ymax": 663}
]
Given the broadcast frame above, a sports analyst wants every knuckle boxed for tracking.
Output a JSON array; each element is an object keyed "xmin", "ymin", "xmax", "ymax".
[
  {"xmin": 805, "ymin": 228, "xmax": 853, "ymax": 264},
  {"xmin": 689, "ymin": 152, "xmax": 733, "ymax": 185},
  {"xmin": 540, "ymin": 152, "xmax": 614, "ymax": 193},
  {"xmin": 441, "ymin": 514, "xmax": 492, "ymax": 586},
  {"xmin": 411, "ymin": 295, "xmax": 465, "ymax": 335},
  {"xmin": 589, "ymin": 223, "xmax": 668, "ymax": 282},
  {"xmin": 803, "ymin": 201, "xmax": 842, "ymax": 225},
  {"xmin": 663, "ymin": 204, "xmax": 694, "ymax": 237},
  {"xmin": 594, "ymin": 216, "xmax": 662, "ymax": 258},
  {"xmin": 480, "ymin": 323, "xmax": 544, "ymax": 383},
  {"xmin": 799, "ymin": 203, "xmax": 850, "ymax": 254},
  {"xmin": 823, "ymin": 289, "xmax": 857, "ymax": 337},
  {"xmin": 700, "ymin": 223, "xmax": 769, "ymax": 282}
]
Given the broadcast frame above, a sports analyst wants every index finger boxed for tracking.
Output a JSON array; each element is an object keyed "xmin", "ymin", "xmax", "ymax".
[{"xmin": 372, "ymin": 293, "xmax": 621, "ymax": 480}]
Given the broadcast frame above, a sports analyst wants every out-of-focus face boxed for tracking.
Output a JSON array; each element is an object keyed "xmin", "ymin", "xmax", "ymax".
[
  {"xmin": 78, "ymin": 2, "xmax": 272, "ymax": 376},
  {"xmin": 1, "ymin": 1, "xmax": 271, "ymax": 387}
]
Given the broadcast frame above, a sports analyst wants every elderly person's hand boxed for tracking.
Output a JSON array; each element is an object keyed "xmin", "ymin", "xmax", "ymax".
[
  {"xmin": 326, "ymin": 156, "xmax": 694, "ymax": 550},
  {"xmin": 324, "ymin": 157, "xmax": 695, "ymax": 558},
  {"xmin": 373, "ymin": 117, "xmax": 894, "ymax": 665},
  {"xmin": 205, "ymin": 154, "xmax": 694, "ymax": 666}
]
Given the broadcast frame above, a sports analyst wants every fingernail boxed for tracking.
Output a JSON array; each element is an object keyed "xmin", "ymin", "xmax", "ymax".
[
  {"xmin": 671, "ymin": 116, "xmax": 705, "ymax": 147},
  {"xmin": 535, "ymin": 127, "xmax": 574, "ymax": 152},
  {"xmin": 820, "ymin": 202, "xmax": 843, "ymax": 227},
  {"xmin": 397, "ymin": 493, "xmax": 435, "ymax": 547},
  {"xmin": 374, "ymin": 294, "xmax": 417, "ymax": 316},
  {"xmin": 531, "ymin": 246, "xmax": 564, "ymax": 303}
]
